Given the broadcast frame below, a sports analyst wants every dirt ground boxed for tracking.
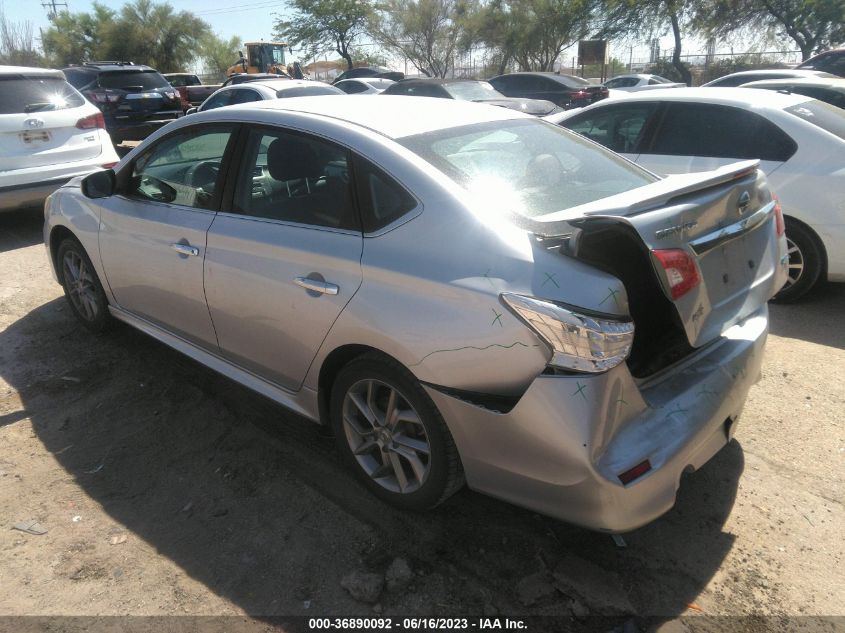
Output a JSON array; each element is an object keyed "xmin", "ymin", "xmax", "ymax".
[{"xmin": 0, "ymin": 208, "xmax": 843, "ymax": 631}]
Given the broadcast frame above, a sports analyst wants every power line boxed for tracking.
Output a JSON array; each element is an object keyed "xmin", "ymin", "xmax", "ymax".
[
  {"xmin": 41, "ymin": 0, "xmax": 68, "ymax": 18},
  {"xmin": 195, "ymin": 0, "xmax": 281, "ymax": 16}
]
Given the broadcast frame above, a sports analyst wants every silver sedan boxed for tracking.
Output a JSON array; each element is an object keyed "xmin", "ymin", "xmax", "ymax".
[{"xmin": 44, "ymin": 96, "xmax": 788, "ymax": 531}]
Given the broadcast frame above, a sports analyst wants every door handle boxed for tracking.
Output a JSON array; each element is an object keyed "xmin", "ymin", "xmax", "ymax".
[
  {"xmin": 171, "ymin": 243, "xmax": 199, "ymax": 257},
  {"xmin": 295, "ymin": 276, "xmax": 339, "ymax": 295}
]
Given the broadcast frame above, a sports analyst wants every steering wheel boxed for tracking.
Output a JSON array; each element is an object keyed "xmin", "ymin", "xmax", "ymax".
[{"xmin": 185, "ymin": 160, "xmax": 220, "ymax": 191}]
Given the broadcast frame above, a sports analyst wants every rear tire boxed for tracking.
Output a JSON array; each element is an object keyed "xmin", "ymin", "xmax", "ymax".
[
  {"xmin": 772, "ymin": 219, "xmax": 823, "ymax": 303},
  {"xmin": 57, "ymin": 238, "xmax": 112, "ymax": 333},
  {"xmin": 330, "ymin": 353, "xmax": 464, "ymax": 510}
]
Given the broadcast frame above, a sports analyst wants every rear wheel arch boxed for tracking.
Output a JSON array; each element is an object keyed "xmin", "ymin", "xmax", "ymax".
[
  {"xmin": 784, "ymin": 215, "xmax": 828, "ymax": 277},
  {"xmin": 317, "ymin": 344, "xmax": 395, "ymax": 424},
  {"xmin": 773, "ymin": 215, "xmax": 827, "ymax": 302}
]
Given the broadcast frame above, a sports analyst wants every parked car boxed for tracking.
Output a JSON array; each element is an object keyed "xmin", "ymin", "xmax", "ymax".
[
  {"xmin": 45, "ymin": 96, "xmax": 786, "ymax": 532},
  {"xmin": 332, "ymin": 66, "xmax": 404, "ymax": 84},
  {"xmin": 743, "ymin": 76, "xmax": 845, "ymax": 110},
  {"xmin": 382, "ymin": 78, "xmax": 558, "ymax": 115},
  {"xmin": 222, "ymin": 73, "xmax": 287, "ymax": 87},
  {"xmin": 701, "ymin": 69, "xmax": 836, "ymax": 87},
  {"xmin": 549, "ymin": 88, "xmax": 845, "ymax": 300},
  {"xmin": 334, "ymin": 78, "xmax": 395, "ymax": 94},
  {"xmin": 163, "ymin": 73, "xmax": 220, "ymax": 110},
  {"xmin": 797, "ymin": 49, "xmax": 845, "ymax": 77},
  {"xmin": 62, "ymin": 62, "xmax": 182, "ymax": 144},
  {"xmin": 489, "ymin": 72, "xmax": 609, "ymax": 109},
  {"xmin": 0, "ymin": 65, "xmax": 119, "ymax": 213},
  {"xmin": 603, "ymin": 74, "xmax": 686, "ymax": 91},
  {"xmin": 190, "ymin": 80, "xmax": 343, "ymax": 113}
]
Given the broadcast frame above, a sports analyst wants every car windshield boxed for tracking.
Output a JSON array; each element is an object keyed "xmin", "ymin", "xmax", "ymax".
[
  {"xmin": 443, "ymin": 82, "xmax": 502, "ymax": 100},
  {"xmin": 98, "ymin": 70, "xmax": 170, "ymax": 90},
  {"xmin": 276, "ymin": 85, "xmax": 342, "ymax": 97},
  {"xmin": 0, "ymin": 76, "xmax": 85, "ymax": 114},
  {"xmin": 398, "ymin": 119, "xmax": 656, "ymax": 219},
  {"xmin": 785, "ymin": 100, "xmax": 845, "ymax": 141}
]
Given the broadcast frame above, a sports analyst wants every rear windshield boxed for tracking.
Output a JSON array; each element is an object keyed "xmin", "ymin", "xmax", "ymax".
[
  {"xmin": 557, "ymin": 74, "xmax": 591, "ymax": 87},
  {"xmin": 0, "ymin": 76, "xmax": 85, "ymax": 114},
  {"xmin": 166, "ymin": 75, "xmax": 199, "ymax": 87},
  {"xmin": 398, "ymin": 118, "xmax": 656, "ymax": 219},
  {"xmin": 785, "ymin": 100, "xmax": 845, "ymax": 141},
  {"xmin": 276, "ymin": 85, "xmax": 342, "ymax": 97},
  {"xmin": 98, "ymin": 70, "xmax": 170, "ymax": 90},
  {"xmin": 443, "ymin": 82, "xmax": 501, "ymax": 101}
]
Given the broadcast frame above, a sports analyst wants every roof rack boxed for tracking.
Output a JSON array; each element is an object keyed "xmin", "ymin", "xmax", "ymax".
[{"xmin": 83, "ymin": 61, "xmax": 136, "ymax": 67}]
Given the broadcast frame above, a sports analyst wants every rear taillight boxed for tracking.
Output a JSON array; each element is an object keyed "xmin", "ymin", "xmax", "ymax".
[
  {"xmin": 653, "ymin": 249, "xmax": 701, "ymax": 300},
  {"xmin": 84, "ymin": 90, "xmax": 120, "ymax": 106},
  {"xmin": 772, "ymin": 194, "xmax": 785, "ymax": 236},
  {"xmin": 572, "ymin": 90, "xmax": 589, "ymax": 99},
  {"xmin": 76, "ymin": 112, "xmax": 106, "ymax": 129}
]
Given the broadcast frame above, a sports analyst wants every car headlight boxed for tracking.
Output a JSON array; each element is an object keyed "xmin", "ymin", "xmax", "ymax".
[{"xmin": 501, "ymin": 293, "xmax": 634, "ymax": 373}]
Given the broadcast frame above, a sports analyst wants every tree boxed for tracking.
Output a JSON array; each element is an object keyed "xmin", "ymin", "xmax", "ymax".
[
  {"xmin": 0, "ymin": 10, "xmax": 45, "ymax": 66},
  {"xmin": 695, "ymin": 0, "xmax": 845, "ymax": 61},
  {"xmin": 199, "ymin": 34, "xmax": 241, "ymax": 80},
  {"xmin": 273, "ymin": 0, "xmax": 373, "ymax": 71},
  {"xmin": 42, "ymin": 0, "xmax": 210, "ymax": 71},
  {"xmin": 372, "ymin": 0, "xmax": 471, "ymax": 77},
  {"xmin": 603, "ymin": 0, "xmax": 694, "ymax": 85},
  {"xmin": 470, "ymin": 0, "xmax": 603, "ymax": 74}
]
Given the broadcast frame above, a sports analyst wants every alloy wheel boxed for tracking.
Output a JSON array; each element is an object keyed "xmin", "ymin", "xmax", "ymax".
[
  {"xmin": 341, "ymin": 379, "xmax": 431, "ymax": 494},
  {"xmin": 783, "ymin": 235, "xmax": 805, "ymax": 288},
  {"xmin": 62, "ymin": 250, "xmax": 100, "ymax": 322}
]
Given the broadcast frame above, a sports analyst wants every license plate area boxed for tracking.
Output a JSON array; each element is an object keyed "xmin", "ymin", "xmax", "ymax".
[{"xmin": 20, "ymin": 130, "xmax": 51, "ymax": 144}]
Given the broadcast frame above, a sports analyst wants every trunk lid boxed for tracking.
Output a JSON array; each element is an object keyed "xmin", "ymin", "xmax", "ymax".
[{"xmin": 535, "ymin": 160, "xmax": 787, "ymax": 350}]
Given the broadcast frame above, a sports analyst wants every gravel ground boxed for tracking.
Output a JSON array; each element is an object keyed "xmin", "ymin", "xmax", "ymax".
[{"xmin": 0, "ymin": 208, "xmax": 843, "ymax": 631}]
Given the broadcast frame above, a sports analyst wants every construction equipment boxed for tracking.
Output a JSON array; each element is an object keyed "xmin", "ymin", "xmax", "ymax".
[{"xmin": 227, "ymin": 42, "xmax": 291, "ymax": 78}]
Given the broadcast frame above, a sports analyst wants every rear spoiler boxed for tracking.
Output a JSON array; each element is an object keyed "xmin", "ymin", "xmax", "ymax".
[{"xmin": 529, "ymin": 159, "xmax": 761, "ymax": 236}]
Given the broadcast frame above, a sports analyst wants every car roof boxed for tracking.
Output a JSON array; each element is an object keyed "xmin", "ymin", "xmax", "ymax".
[
  {"xmin": 74, "ymin": 63, "xmax": 156, "ymax": 72},
  {"xmin": 221, "ymin": 95, "xmax": 526, "ymax": 138},
  {"xmin": 742, "ymin": 76, "xmax": 845, "ymax": 89},
  {"xmin": 579, "ymin": 86, "xmax": 814, "ymax": 108},
  {"xmin": 0, "ymin": 65, "xmax": 64, "ymax": 78},
  {"xmin": 394, "ymin": 78, "xmax": 486, "ymax": 85},
  {"xmin": 228, "ymin": 79, "xmax": 304, "ymax": 90},
  {"xmin": 712, "ymin": 69, "xmax": 830, "ymax": 79}
]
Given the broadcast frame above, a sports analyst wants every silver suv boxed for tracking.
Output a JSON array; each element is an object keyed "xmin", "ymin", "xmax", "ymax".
[{"xmin": 44, "ymin": 96, "xmax": 788, "ymax": 531}]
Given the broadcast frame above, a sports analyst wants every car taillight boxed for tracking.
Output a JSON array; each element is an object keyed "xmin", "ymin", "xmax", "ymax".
[
  {"xmin": 572, "ymin": 90, "xmax": 589, "ymax": 99},
  {"xmin": 652, "ymin": 249, "xmax": 701, "ymax": 300},
  {"xmin": 76, "ymin": 112, "xmax": 106, "ymax": 129},
  {"xmin": 772, "ymin": 194, "xmax": 785, "ymax": 236},
  {"xmin": 84, "ymin": 90, "xmax": 120, "ymax": 106},
  {"xmin": 501, "ymin": 293, "xmax": 634, "ymax": 373}
]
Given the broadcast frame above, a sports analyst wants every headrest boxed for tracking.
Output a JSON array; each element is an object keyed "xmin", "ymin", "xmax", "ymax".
[{"xmin": 267, "ymin": 137, "xmax": 323, "ymax": 181}]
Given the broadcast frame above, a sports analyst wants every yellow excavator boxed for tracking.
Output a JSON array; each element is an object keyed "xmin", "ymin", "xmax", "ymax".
[{"xmin": 227, "ymin": 42, "xmax": 301, "ymax": 78}]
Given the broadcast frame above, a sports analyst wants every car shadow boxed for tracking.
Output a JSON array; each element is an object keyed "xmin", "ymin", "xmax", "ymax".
[
  {"xmin": 3, "ymin": 298, "xmax": 743, "ymax": 623},
  {"xmin": 0, "ymin": 208, "xmax": 44, "ymax": 253},
  {"xmin": 768, "ymin": 282, "xmax": 845, "ymax": 350}
]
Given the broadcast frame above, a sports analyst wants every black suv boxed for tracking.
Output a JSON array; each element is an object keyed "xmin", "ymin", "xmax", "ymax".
[{"xmin": 62, "ymin": 62, "xmax": 182, "ymax": 144}]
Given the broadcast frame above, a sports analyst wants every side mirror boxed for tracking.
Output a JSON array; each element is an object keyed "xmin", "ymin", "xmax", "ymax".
[
  {"xmin": 81, "ymin": 169, "xmax": 116, "ymax": 199},
  {"xmin": 186, "ymin": 106, "xmax": 198, "ymax": 115}
]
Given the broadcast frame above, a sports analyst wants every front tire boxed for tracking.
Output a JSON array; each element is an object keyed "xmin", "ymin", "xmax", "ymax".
[
  {"xmin": 772, "ymin": 219, "xmax": 823, "ymax": 303},
  {"xmin": 330, "ymin": 354, "xmax": 464, "ymax": 510},
  {"xmin": 57, "ymin": 238, "xmax": 112, "ymax": 333}
]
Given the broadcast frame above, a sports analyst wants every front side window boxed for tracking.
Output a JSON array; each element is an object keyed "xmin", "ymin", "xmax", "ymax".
[
  {"xmin": 398, "ymin": 118, "xmax": 655, "ymax": 219},
  {"xmin": 605, "ymin": 77, "xmax": 638, "ymax": 89},
  {"xmin": 230, "ymin": 88, "xmax": 263, "ymax": 105},
  {"xmin": 201, "ymin": 91, "xmax": 233, "ymax": 111},
  {"xmin": 649, "ymin": 103, "xmax": 797, "ymax": 161},
  {"xmin": 564, "ymin": 102, "xmax": 658, "ymax": 153},
  {"xmin": 126, "ymin": 126, "xmax": 235, "ymax": 209},
  {"xmin": 232, "ymin": 128, "xmax": 358, "ymax": 230},
  {"xmin": 0, "ymin": 76, "xmax": 85, "ymax": 114}
]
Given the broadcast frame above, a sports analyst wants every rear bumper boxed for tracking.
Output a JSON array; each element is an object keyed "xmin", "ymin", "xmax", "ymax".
[
  {"xmin": 426, "ymin": 306, "xmax": 768, "ymax": 532},
  {"xmin": 1, "ymin": 175, "xmax": 77, "ymax": 212},
  {"xmin": 106, "ymin": 112, "xmax": 182, "ymax": 141}
]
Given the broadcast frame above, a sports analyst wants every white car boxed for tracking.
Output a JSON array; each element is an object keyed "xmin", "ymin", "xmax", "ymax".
[
  {"xmin": 603, "ymin": 74, "xmax": 685, "ymax": 91},
  {"xmin": 191, "ymin": 80, "xmax": 343, "ymax": 113},
  {"xmin": 548, "ymin": 87, "xmax": 845, "ymax": 301},
  {"xmin": 702, "ymin": 69, "xmax": 837, "ymax": 88},
  {"xmin": 334, "ymin": 78, "xmax": 396, "ymax": 94},
  {"xmin": 0, "ymin": 65, "xmax": 119, "ymax": 213}
]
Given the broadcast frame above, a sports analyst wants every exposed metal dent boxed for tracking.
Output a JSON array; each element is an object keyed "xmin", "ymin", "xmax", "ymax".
[{"xmin": 108, "ymin": 306, "xmax": 321, "ymax": 422}]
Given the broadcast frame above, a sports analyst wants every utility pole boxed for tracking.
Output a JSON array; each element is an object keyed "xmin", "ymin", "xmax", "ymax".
[{"xmin": 42, "ymin": 0, "xmax": 68, "ymax": 19}]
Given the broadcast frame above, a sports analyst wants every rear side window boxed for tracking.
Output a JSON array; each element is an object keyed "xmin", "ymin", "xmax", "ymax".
[
  {"xmin": 230, "ymin": 88, "xmax": 263, "ymax": 104},
  {"xmin": 788, "ymin": 87, "xmax": 845, "ymax": 110},
  {"xmin": 649, "ymin": 103, "xmax": 796, "ymax": 161},
  {"xmin": 564, "ymin": 102, "xmax": 659, "ymax": 153},
  {"xmin": 353, "ymin": 158, "xmax": 417, "ymax": 232},
  {"xmin": 0, "ymin": 76, "xmax": 85, "ymax": 114},
  {"xmin": 98, "ymin": 70, "xmax": 170, "ymax": 90},
  {"xmin": 785, "ymin": 100, "xmax": 845, "ymax": 141},
  {"xmin": 605, "ymin": 77, "xmax": 638, "ymax": 88},
  {"xmin": 338, "ymin": 81, "xmax": 367, "ymax": 94},
  {"xmin": 201, "ymin": 91, "xmax": 234, "ymax": 111}
]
